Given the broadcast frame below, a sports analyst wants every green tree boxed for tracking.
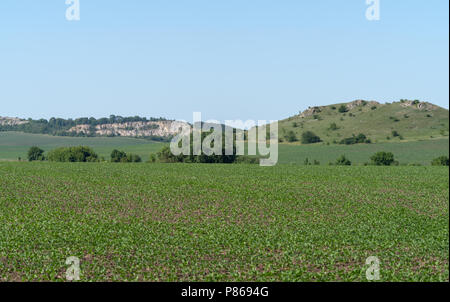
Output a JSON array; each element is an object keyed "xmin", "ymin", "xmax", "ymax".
[
  {"xmin": 285, "ymin": 131, "xmax": 298, "ymax": 142},
  {"xmin": 111, "ymin": 149, "xmax": 127, "ymax": 162},
  {"xmin": 431, "ymin": 156, "xmax": 449, "ymax": 166},
  {"xmin": 48, "ymin": 146, "xmax": 98, "ymax": 162},
  {"xmin": 27, "ymin": 146, "xmax": 45, "ymax": 161},
  {"xmin": 301, "ymin": 131, "xmax": 321, "ymax": 144},
  {"xmin": 370, "ymin": 152, "xmax": 395, "ymax": 166},
  {"xmin": 335, "ymin": 155, "xmax": 352, "ymax": 166}
]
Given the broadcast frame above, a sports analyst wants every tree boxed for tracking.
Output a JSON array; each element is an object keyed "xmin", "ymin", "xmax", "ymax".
[
  {"xmin": 301, "ymin": 131, "xmax": 321, "ymax": 144},
  {"xmin": 47, "ymin": 146, "xmax": 99, "ymax": 162},
  {"xmin": 370, "ymin": 152, "xmax": 395, "ymax": 166},
  {"xmin": 431, "ymin": 156, "xmax": 449, "ymax": 166},
  {"xmin": 335, "ymin": 155, "xmax": 352, "ymax": 166},
  {"xmin": 340, "ymin": 133, "xmax": 371, "ymax": 145},
  {"xmin": 285, "ymin": 131, "xmax": 298, "ymax": 142},
  {"xmin": 111, "ymin": 149, "xmax": 127, "ymax": 162},
  {"xmin": 27, "ymin": 146, "xmax": 45, "ymax": 161},
  {"xmin": 128, "ymin": 154, "xmax": 142, "ymax": 163}
]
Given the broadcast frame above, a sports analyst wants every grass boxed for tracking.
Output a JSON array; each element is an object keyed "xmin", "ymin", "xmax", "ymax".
[
  {"xmin": 0, "ymin": 132, "xmax": 163, "ymax": 161},
  {"xmin": 0, "ymin": 162, "xmax": 448, "ymax": 281},
  {"xmin": 1, "ymin": 132, "xmax": 448, "ymax": 165},
  {"xmin": 278, "ymin": 101, "xmax": 449, "ymax": 143},
  {"xmin": 277, "ymin": 138, "xmax": 449, "ymax": 165}
]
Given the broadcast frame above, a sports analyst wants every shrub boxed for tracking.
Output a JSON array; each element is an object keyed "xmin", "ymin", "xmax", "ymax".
[
  {"xmin": 285, "ymin": 131, "xmax": 298, "ymax": 142},
  {"xmin": 27, "ymin": 146, "xmax": 45, "ymax": 161},
  {"xmin": 48, "ymin": 146, "xmax": 99, "ymax": 162},
  {"xmin": 147, "ymin": 153, "xmax": 157, "ymax": 163},
  {"xmin": 110, "ymin": 149, "xmax": 141, "ymax": 163},
  {"xmin": 111, "ymin": 149, "xmax": 127, "ymax": 162},
  {"xmin": 339, "ymin": 133, "xmax": 370, "ymax": 145},
  {"xmin": 370, "ymin": 152, "xmax": 395, "ymax": 166},
  {"xmin": 431, "ymin": 156, "xmax": 449, "ymax": 166},
  {"xmin": 392, "ymin": 130, "xmax": 400, "ymax": 137},
  {"xmin": 338, "ymin": 105, "xmax": 348, "ymax": 113},
  {"xmin": 328, "ymin": 123, "xmax": 339, "ymax": 131},
  {"xmin": 128, "ymin": 154, "xmax": 142, "ymax": 163},
  {"xmin": 335, "ymin": 155, "xmax": 352, "ymax": 166},
  {"xmin": 301, "ymin": 131, "xmax": 321, "ymax": 144}
]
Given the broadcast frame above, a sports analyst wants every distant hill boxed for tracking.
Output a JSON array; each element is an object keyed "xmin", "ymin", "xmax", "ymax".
[
  {"xmin": 275, "ymin": 100, "xmax": 449, "ymax": 144},
  {"xmin": 0, "ymin": 115, "xmax": 184, "ymax": 141}
]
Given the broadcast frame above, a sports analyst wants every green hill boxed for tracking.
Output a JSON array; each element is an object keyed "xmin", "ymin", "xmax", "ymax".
[{"xmin": 277, "ymin": 100, "xmax": 449, "ymax": 144}]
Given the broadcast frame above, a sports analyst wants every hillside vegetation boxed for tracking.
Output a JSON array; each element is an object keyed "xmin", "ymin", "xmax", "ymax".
[{"xmin": 276, "ymin": 100, "xmax": 449, "ymax": 144}]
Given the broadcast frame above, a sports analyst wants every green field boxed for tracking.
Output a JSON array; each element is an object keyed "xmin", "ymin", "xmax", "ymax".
[
  {"xmin": 0, "ymin": 132, "xmax": 163, "ymax": 162},
  {"xmin": 277, "ymin": 138, "xmax": 449, "ymax": 165},
  {"xmin": 0, "ymin": 131, "xmax": 448, "ymax": 165},
  {"xmin": 0, "ymin": 162, "xmax": 448, "ymax": 281}
]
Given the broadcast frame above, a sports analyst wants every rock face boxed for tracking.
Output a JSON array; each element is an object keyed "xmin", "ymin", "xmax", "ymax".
[
  {"xmin": 400, "ymin": 100, "xmax": 438, "ymax": 111},
  {"xmin": 346, "ymin": 100, "xmax": 380, "ymax": 110},
  {"xmin": 68, "ymin": 120, "xmax": 189, "ymax": 137},
  {"xmin": 0, "ymin": 117, "xmax": 28, "ymax": 126},
  {"xmin": 299, "ymin": 100, "xmax": 380, "ymax": 118}
]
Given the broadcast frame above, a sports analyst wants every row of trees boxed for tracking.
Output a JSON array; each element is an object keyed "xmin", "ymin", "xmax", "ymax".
[{"xmin": 25, "ymin": 146, "xmax": 450, "ymax": 166}]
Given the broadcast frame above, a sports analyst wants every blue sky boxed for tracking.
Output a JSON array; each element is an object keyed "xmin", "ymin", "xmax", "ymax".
[{"xmin": 0, "ymin": 0, "xmax": 448, "ymax": 122}]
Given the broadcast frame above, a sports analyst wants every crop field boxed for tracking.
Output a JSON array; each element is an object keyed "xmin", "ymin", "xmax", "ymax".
[{"xmin": 0, "ymin": 162, "xmax": 448, "ymax": 282}]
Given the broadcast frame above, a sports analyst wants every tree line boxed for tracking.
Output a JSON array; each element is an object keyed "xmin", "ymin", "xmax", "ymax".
[{"xmin": 26, "ymin": 146, "xmax": 449, "ymax": 166}]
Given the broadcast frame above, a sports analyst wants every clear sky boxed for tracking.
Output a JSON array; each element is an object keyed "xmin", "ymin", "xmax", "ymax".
[{"xmin": 0, "ymin": 0, "xmax": 448, "ymax": 122}]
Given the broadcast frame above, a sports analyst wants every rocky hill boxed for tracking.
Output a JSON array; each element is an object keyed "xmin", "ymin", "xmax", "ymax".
[{"xmin": 273, "ymin": 100, "xmax": 449, "ymax": 144}]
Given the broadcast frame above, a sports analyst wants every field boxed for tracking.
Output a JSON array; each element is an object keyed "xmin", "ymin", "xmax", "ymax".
[
  {"xmin": 0, "ymin": 132, "xmax": 448, "ymax": 165},
  {"xmin": 0, "ymin": 132, "xmax": 163, "ymax": 162},
  {"xmin": 278, "ymin": 138, "xmax": 449, "ymax": 165},
  {"xmin": 0, "ymin": 162, "xmax": 448, "ymax": 281}
]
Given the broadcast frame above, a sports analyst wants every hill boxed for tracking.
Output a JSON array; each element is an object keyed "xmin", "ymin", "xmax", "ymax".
[
  {"xmin": 0, "ymin": 115, "xmax": 183, "ymax": 140},
  {"xmin": 276, "ymin": 100, "xmax": 449, "ymax": 144}
]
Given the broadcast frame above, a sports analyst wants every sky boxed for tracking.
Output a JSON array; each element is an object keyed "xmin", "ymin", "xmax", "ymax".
[{"xmin": 0, "ymin": 0, "xmax": 448, "ymax": 122}]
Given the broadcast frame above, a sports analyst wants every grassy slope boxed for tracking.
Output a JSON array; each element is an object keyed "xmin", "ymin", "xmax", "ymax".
[
  {"xmin": 0, "ymin": 163, "xmax": 448, "ymax": 281},
  {"xmin": 278, "ymin": 101, "xmax": 449, "ymax": 143},
  {"xmin": 0, "ymin": 132, "xmax": 163, "ymax": 161}
]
